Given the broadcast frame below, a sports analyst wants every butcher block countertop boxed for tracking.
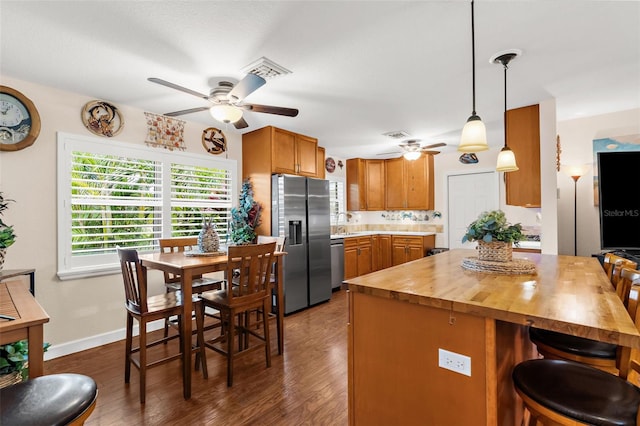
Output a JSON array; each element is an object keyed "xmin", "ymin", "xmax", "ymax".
[{"xmin": 343, "ymin": 248, "xmax": 640, "ymax": 349}]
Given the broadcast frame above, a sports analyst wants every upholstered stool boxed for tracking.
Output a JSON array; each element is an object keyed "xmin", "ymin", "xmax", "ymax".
[
  {"xmin": 512, "ymin": 359, "xmax": 640, "ymax": 426},
  {"xmin": 0, "ymin": 373, "xmax": 98, "ymax": 425}
]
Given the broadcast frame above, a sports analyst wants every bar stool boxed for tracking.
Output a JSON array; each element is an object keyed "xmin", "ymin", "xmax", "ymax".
[{"xmin": 0, "ymin": 373, "xmax": 98, "ymax": 425}]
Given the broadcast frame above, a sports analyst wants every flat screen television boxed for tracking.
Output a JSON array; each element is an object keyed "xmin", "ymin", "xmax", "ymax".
[{"xmin": 597, "ymin": 151, "xmax": 640, "ymax": 252}]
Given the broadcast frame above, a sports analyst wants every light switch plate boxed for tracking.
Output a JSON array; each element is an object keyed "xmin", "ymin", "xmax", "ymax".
[{"xmin": 438, "ymin": 348, "xmax": 471, "ymax": 376}]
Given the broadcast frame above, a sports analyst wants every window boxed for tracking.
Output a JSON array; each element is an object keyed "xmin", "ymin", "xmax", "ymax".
[
  {"xmin": 329, "ymin": 179, "xmax": 345, "ymax": 225},
  {"xmin": 57, "ymin": 133, "xmax": 236, "ymax": 280}
]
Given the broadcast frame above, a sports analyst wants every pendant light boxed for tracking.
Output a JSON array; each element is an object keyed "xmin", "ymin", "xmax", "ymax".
[
  {"xmin": 458, "ymin": 0, "xmax": 489, "ymax": 153},
  {"xmin": 493, "ymin": 51, "xmax": 519, "ymax": 172}
]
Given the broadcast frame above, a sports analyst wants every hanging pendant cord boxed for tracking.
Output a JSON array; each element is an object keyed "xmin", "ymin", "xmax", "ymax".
[{"xmin": 471, "ymin": 0, "xmax": 477, "ymax": 116}]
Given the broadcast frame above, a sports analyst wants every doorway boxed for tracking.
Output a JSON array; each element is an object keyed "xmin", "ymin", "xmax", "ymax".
[{"xmin": 447, "ymin": 171, "xmax": 499, "ymax": 249}]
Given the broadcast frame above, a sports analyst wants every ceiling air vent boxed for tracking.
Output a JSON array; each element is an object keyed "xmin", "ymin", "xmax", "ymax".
[
  {"xmin": 241, "ymin": 57, "xmax": 292, "ymax": 79},
  {"xmin": 382, "ymin": 130, "xmax": 410, "ymax": 139}
]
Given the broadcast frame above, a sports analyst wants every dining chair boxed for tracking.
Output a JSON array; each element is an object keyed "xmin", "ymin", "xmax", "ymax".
[
  {"xmin": 513, "ymin": 284, "xmax": 640, "ymax": 426},
  {"xmin": 529, "ymin": 266, "xmax": 640, "ymax": 376},
  {"xmin": 159, "ymin": 237, "xmax": 223, "ymax": 339},
  {"xmin": 117, "ymin": 247, "xmax": 208, "ymax": 403},
  {"xmin": 603, "ymin": 252, "xmax": 638, "ymax": 288},
  {"xmin": 255, "ymin": 235, "xmax": 286, "ymax": 339},
  {"xmin": 197, "ymin": 242, "xmax": 277, "ymax": 387}
]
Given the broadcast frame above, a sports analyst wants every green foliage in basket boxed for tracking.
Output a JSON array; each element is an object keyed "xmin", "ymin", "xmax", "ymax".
[
  {"xmin": 462, "ymin": 210, "xmax": 524, "ymax": 244},
  {"xmin": 0, "ymin": 340, "xmax": 51, "ymax": 380},
  {"xmin": 0, "ymin": 192, "xmax": 16, "ymax": 249}
]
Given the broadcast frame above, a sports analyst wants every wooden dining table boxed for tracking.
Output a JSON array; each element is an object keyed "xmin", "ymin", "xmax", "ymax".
[
  {"xmin": 0, "ymin": 280, "xmax": 50, "ymax": 379},
  {"xmin": 138, "ymin": 249, "xmax": 285, "ymax": 400}
]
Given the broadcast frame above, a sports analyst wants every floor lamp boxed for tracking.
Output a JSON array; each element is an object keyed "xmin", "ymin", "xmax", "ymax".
[{"xmin": 561, "ymin": 164, "xmax": 590, "ymax": 255}]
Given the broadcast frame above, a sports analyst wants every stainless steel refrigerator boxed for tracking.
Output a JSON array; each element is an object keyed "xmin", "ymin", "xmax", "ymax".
[{"xmin": 271, "ymin": 174, "xmax": 332, "ymax": 314}]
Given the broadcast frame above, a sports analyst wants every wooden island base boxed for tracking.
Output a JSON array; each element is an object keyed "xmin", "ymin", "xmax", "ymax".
[{"xmin": 348, "ymin": 291, "xmax": 536, "ymax": 425}]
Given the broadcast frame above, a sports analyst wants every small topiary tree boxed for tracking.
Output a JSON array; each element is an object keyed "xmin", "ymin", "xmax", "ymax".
[{"xmin": 229, "ymin": 179, "xmax": 262, "ymax": 245}]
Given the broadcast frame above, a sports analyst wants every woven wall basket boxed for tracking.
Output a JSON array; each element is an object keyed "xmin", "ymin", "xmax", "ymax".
[{"xmin": 477, "ymin": 240, "xmax": 512, "ymax": 263}]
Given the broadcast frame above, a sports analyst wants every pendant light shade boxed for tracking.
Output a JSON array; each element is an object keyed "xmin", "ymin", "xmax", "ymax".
[
  {"xmin": 496, "ymin": 146, "xmax": 519, "ymax": 172},
  {"xmin": 210, "ymin": 104, "xmax": 243, "ymax": 124},
  {"xmin": 458, "ymin": 0, "xmax": 489, "ymax": 153},
  {"xmin": 492, "ymin": 50, "xmax": 521, "ymax": 172}
]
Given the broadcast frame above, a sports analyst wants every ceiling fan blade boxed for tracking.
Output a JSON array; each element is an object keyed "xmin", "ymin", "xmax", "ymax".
[
  {"xmin": 422, "ymin": 150, "xmax": 441, "ymax": 155},
  {"xmin": 148, "ymin": 77, "xmax": 210, "ymax": 100},
  {"xmin": 240, "ymin": 103, "xmax": 299, "ymax": 117},
  {"xmin": 422, "ymin": 142, "xmax": 447, "ymax": 150},
  {"xmin": 228, "ymin": 74, "xmax": 266, "ymax": 103},
  {"xmin": 163, "ymin": 106, "xmax": 210, "ymax": 117},
  {"xmin": 233, "ymin": 117, "xmax": 249, "ymax": 129},
  {"xmin": 377, "ymin": 151, "xmax": 401, "ymax": 156}
]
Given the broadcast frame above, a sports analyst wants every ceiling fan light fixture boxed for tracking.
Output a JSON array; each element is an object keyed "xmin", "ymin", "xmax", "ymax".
[
  {"xmin": 458, "ymin": 0, "xmax": 489, "ymax": 153},
  {"xmin": 210, "ymin": 104, "xmax": 243, "ymax": 124},
  {"xmin": 496, "ymin": 147, "xmax": 519, "ymax": 172},
  {"xmin": 403, "ymin": 151, "xmax": 422, "ymax": 161}
]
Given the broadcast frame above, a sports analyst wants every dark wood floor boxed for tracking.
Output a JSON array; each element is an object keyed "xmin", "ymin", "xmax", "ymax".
[{"xmin": 45, "ymin": 289, "xmax": 349, "ymax": 425}]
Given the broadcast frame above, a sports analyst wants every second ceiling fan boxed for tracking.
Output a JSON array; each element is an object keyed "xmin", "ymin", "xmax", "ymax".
[
  {"xmin": 379, "ymin": 140, "xmax": 447, "ymax": 160},
  {"xmin": 148, "ymin": 73, "xmax": 299, "ymax": 129}
]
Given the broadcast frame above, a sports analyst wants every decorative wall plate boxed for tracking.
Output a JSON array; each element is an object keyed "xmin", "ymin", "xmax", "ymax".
[
  {"xmin": 0, "ymin": 85, "xmax": 41, "ymax": 151},
  {"xmin": 81, "ymin": 100, "xmax": 123, "ymax": 137},
  {"xmin": 325, "ymin": 157, "xmax": 336, "ymax": 173},
  {"xmin": 202, "ymin": 127, "xmax": 226, "ymax": 155}
]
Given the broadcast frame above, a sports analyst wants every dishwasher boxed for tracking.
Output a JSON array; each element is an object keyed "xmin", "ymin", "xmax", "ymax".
[{"xmin": 330, "ymin": 238, "xmax": 344, "ymax": 290}]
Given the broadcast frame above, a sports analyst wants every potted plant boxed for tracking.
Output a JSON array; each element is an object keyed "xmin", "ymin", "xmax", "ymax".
[
  {"xmin": 0, "ymin": 192, "xmax": 16, "ymax": 270},
  {"xmin": 229, "ymin": 179, "xmax": 262, "ymax": 245},
  {"xmin": 462, "ymin": 210, "xmax": 524, "ymax": 262},
  {"xmin": 0, "ymin": 340, "xmax": 50, "ymax": 387}
]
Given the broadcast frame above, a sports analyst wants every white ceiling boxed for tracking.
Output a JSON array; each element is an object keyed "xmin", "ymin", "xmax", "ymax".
[{"xmin": 1, "ymin": 1, "xmax": 639, "ymax": 159}]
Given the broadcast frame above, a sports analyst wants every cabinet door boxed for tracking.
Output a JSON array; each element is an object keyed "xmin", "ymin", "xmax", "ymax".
[
  {"xmin": 357, "ymin": 242, "xmax": 372, "ymax": 276},
  {"xmin": 371, "ymin": 235, "xmax": 380, "ymax": 272},
  {"xmin": 365, "ymin": 160, "xmax": 385, "ymax": 210},
  {"xmin": 406, "ymin": 245, "xmax": 425, "ymax": 262},
  {"xmin": 385, "ymin": 158, "xmax": 405, "ymax": 210},
  {"xmin": 346, "ymin": 159, "xmax": 366, "ymax": 211},
  {"xmin": 272, "ymin": 128, "xmax": 297, "ymax": 174},
  {"xmin": 505, "ymin": 104, "xmax": 541, "ymax": 207},
  {"xmin": 406, "ymin": 155, "xmax": 434, "ymax": 210},
  {"xmin": 378, "ymin": 235, "xmax": 393, "ymax": 270},
  {"xmin": 392, "ymin": 242, "xmax": 407, "ymax": 266},
  {"xmin": 344, "ymin": 244, "xmax": 359, "ymax": 280},
  {"xmin": 296, "ymin": 134, "xmax": 318, "ymax": 177},
  {"xmin": 317, "ymin": 146, "xmax": 326, "ymax": 179}
]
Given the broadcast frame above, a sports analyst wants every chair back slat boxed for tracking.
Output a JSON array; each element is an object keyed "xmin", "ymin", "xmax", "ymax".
[
  {"xmin": 226, "ymin": 242, "xmax": 276, "ymax": 305},
  {"xmin": 604, "ymin": 253, "xmax": 638, "ymax": 287},
  {"xmin": 117, "ymin": 247, "xmax": 147, "ymax": 314},
  {"xmin": 159, "ymin": 237, "xmax": 199, "ymax": 284},
  {"xmin": 256, "ymin": 235, "xmax": 286, "ymax": 252}
]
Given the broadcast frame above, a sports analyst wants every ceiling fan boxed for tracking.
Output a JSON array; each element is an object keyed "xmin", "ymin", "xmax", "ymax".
[
  {"xmin": 378, "ymin": 140, "xmax": 447, "ymax": 160},
  {"xmin": 147, "ymin": 73, "xmax": 299, "ymax": 129}
]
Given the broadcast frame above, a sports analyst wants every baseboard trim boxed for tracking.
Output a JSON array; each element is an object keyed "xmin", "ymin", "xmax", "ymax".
[{"xmin": 45, "ymin": 320, "xmax": 165, "ymax": 361}]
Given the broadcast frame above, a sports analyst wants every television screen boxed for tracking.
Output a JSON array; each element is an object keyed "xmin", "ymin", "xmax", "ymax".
[{"xmin": 598, "ymin": 151, "xmax": 640, "ymax": 251}]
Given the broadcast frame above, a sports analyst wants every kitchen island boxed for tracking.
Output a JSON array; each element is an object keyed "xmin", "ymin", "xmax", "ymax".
[{"xmin": 343, "ymin": 249, "xmax": 640, "ymax": 426}]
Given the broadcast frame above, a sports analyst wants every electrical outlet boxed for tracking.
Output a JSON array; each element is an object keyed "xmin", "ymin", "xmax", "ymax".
[{"xmin": 438, "ymin": 348, "xmax": 471, "ymax": 376}]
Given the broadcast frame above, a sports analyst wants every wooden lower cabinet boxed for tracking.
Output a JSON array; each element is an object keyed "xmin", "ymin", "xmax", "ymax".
[
  {"xmin": 374, "ymin": 235, "xmax": 392, "ymax": 271},
  {"xmin": 348, "ymin": 291, "xmax": 533, "ymax": 425},
  {"xmin": 344, "ymin": 237, "xmax": 372, "ymax": 280},
  {"xmin": 391, "ymin": 235, "xmax": 435, "ymax": 266}
]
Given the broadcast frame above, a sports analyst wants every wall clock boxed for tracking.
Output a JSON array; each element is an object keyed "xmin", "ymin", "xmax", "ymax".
[
  {"xmin": 0, "ymin": 85, "xmax": 41, "ymax": 151},
  {"xmin": 81, "ymin": 100, "xmax": 123, "ymax": 137},
  {"xmin": 202, "ymin": 127, "xmax": 226, "ymax": 155}
]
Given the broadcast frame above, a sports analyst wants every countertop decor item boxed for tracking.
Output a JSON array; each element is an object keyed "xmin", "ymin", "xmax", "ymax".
[
  {"xmin": 462, "ymin": 210, "xmax": 524, "ymax": 263},
  {"xmin": 0, "ymin": 193, "xmax": 16, "ymax": 270},
  {"xmin": 0, "ymin": 85, "xmax": 41, "ymax": 151},
  {"xmin": 202, "ymin": 127, "xmax": 226, "ymax": 155},
  {"xmin": 229, "ymin": 179, "xmax": 262, "ymax": 245},
  {"xmin": 81, "ymin": 100, "xmax": 123, "ymax": 137}
]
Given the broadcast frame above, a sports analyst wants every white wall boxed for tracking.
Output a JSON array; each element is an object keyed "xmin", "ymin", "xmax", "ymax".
[
  {"xmin": 556, "ymin": 108, "xmax": 640, "ymax": 256},
  {"xmin": 0, "ymin": 76, "xmax": 242, "ymax": 358}
]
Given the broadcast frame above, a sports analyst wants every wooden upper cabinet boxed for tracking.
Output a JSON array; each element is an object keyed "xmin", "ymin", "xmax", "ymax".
[
  {"xmin": 272, "ymin": 127, "xmax": 318, "ymax": 177},
  {"xmin": 317, "ymin": 146, "xmax": 326, "ymax": 179},
  {"xmin": 505, "ymin": 104, "xmax": 541, "ymax": 207},
  {"xmin": 385, "ymin": 155, "xmax": 434, "ymax": 210},
  {"xmin": 346, "ymin": 158, "xmax": 386, "ymax": 211}
]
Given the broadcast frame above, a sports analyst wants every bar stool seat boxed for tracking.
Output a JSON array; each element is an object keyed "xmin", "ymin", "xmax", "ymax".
[
  {"xmin": 528, "ymin": 327, "xmax": 617, "ymax": 359},
  {"xmin": 512, "ymin": 359, "xmax": 640, "ymax": 426},
  {"xmin": 0, "ymin": 373, "xmax": 98, "ymax": 426}
]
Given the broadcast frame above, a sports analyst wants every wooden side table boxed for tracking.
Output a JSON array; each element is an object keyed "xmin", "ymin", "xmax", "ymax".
[{"xmin": 0, "ymin": 269, "xmax": 35, "ymax": 295}]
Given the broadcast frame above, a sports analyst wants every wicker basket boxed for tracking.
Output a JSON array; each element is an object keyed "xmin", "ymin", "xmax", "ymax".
[
  {"xmin": 477, "ymin": 241, "xmax": 512, "ymax": 263},
  {"xmin": 0, "ymin": 371, "xmax": 23, "ymax": 389}
]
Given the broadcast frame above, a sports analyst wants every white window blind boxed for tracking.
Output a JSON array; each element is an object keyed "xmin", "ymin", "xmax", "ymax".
[
  {"xmin": 329, "ymin": 179, "xmax": 345, "ymax": 224},
  {"xmin": 57, "ymin": 132, "xmax": 237, "ymax": 280}
]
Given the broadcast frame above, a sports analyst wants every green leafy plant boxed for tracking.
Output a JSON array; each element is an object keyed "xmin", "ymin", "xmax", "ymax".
[
  {"xmin": 0, "ymin": 192, "xmax": 16, "ymax": 249},
  {"xmin": 462, "ymin": 210, "xmax": 524, "ymax": 244},
  {"xmin": 0, "ymin": 340, "xmax": 50, "ymax": 380},
  {"xmin": 229, "ymin": 179, "xmax": 262, "ymax": 245}
]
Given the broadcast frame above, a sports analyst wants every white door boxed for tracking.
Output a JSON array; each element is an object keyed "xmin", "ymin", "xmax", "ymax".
[{"xmin": 448, "ymin": 171, "xmax": 499, "ymax": 249}]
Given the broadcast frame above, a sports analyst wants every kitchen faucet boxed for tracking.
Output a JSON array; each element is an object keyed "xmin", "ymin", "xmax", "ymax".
[{"xmin": 335, "ymin": 212, "xmax": 350, "ymax": 235}]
